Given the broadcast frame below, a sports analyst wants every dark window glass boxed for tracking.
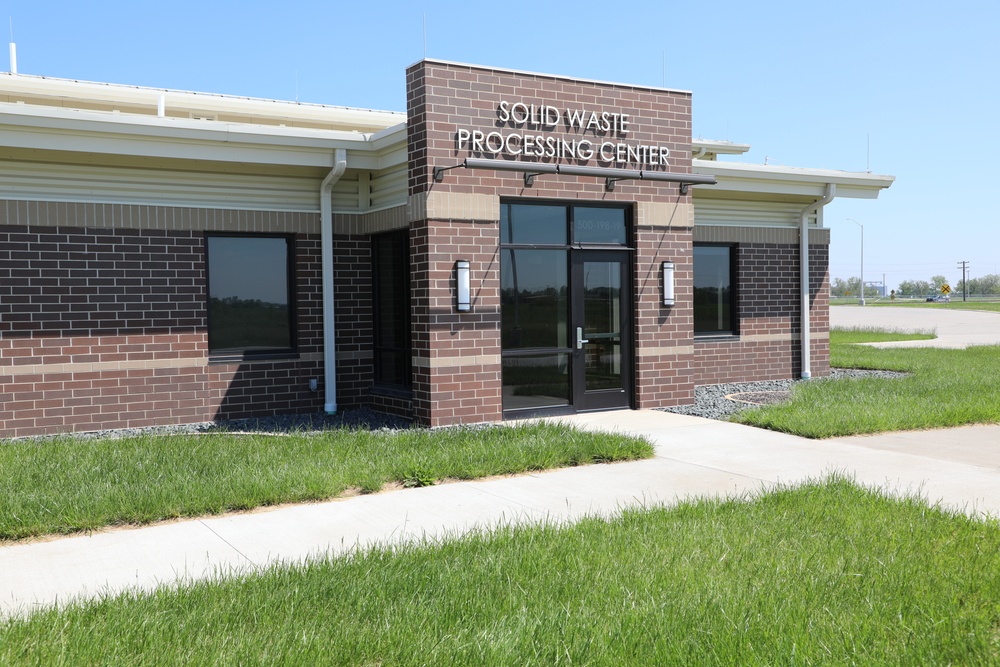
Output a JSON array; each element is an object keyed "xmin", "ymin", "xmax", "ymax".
[
  {"xmin": 582, "ymin": 260, "xmax": 623, "ymax": 391},
  {"xmin": 501, "ymin": 249, "xmax": 568, "ymax": 349},
  {"xmin": 207, "ymin": 235, "xmax": 294, "ymax": 354},
  {"xmin": 573, "ymin": 207, "xmax": 627, "ymax": 245},
  {"xmin": 502, "ymin": 353, "xmax": 571, "ymax": 410},
  {"xmin": 372, "ymin": 230, "xmax": 412, "ymax": 388},
  {"xmin": 500, "ymin": 204, "xmax": 567, "ymax": 245},
  {"xmin": 693, "ymin": 245, "xmax": 736, "ymax": 335}
]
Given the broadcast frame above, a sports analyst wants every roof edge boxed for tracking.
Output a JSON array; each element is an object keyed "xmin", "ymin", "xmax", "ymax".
[{"xmin": 410, "ymin": 58, "xmax": 692, "ymax": 96}]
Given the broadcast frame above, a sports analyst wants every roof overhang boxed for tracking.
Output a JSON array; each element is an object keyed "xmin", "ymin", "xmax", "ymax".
[
  {"xmin": 692, "ymin": 139, "xmax": 751, "ymax": 157},
  {"xmin": 0, "ymin": 102, "xmax": 407, "ymax": 171},
  {"xmin": 693, "ymin": 159, "xmax": 895, "ymax": 200},
  {"xmin": 0, "ymin": 73, "xmax": 405, "ymax": 132}
]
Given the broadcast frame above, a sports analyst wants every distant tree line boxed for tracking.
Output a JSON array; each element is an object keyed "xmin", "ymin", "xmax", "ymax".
[
  {"xmin": 832, "ymin": 274, "xmax": 1000, "ymax": 298},
  {"xmin": 830, "ymin": 277, "xmax": 881, "ymax": 299}
]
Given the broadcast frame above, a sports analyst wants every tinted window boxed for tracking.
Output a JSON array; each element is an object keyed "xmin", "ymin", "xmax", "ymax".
[
  {"xmin": 500, "ymin": 204, "xmax": 567, "ymax": 245},
  {"xmin": 693, "ymin": 245, "xmax": 736, "ymax": 335},
  {"xmin": 207, "ymin": 235, "xmax": 294, "ymax": 353},
  {"xmin": 501, "ymin": 249, "xmax": 568, "ymax": 349},
  {"xmin": 573, "ymin": 207, "xmax": 627, "ymax": 245}
]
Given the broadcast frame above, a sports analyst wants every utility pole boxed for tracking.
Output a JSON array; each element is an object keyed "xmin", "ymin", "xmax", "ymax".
[
  {"xmin": 957, "ymin": 261, "xmax": 969, "ymax": 301},
  {"xmin": 848, "ymin": 219, "xmax": 864, "ymax": 305}
]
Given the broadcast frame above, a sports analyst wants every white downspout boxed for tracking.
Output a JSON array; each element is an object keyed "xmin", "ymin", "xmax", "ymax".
[
  {"xmin": 321, "ymin": 148, "xmax": 348, "ymax": 413},
  {"xmin": 799, "ymin": 183, "xmax": 835, "ymax": 380}
]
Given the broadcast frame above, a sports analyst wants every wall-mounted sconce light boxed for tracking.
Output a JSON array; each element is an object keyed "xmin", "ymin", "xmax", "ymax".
[
  {"xmin": 456, "ymin": 260, "xmax": 471, "ymax": 312},
  {"xmin": 662, "ymin": 261, "xmax": 675, "ymax": 307}
]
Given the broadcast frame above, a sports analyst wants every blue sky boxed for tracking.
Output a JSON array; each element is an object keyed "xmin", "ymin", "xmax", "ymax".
[{"xmin": 6, "ymin": 0, "xmax": 998, "ymax": 291}]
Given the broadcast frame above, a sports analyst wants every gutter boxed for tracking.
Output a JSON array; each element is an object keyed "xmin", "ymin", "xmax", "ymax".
[
  {"xmin": 799, "ymin": 183, "xmax": 835, "ymax": 380},
  {"xmin": 321, "ymin": 148, "xmax": 348, "ymax": 413}
]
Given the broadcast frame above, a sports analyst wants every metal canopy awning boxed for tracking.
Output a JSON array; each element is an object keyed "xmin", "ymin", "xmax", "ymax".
[{"xmin": 434, "ymin": 158, "xmax": 718, "ymax": 194}]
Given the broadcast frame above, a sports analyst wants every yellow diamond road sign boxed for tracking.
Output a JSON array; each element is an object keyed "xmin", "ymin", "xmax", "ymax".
[{"xmin": 942, "ymin": 284, "xmax": 951, "ymax": 294}]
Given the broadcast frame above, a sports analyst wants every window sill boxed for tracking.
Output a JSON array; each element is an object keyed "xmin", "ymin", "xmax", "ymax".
[
  {"xmin": 694, "ymin": 334, "xmax": 741, "ymax": 343},
  {"xmin": 370, "ymin": 384, "xmax": 413, "ymax": 400},
  {"xmin": 208, "ymin": 351, "xmax": 300, "ymax": 365}
]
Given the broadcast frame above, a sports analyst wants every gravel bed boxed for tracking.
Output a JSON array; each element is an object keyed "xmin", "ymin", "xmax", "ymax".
[
  {"xmin": 4, "ymin": 408, "xmax": 413, "ymax": 443},
  {"xmin": 7, "ymin": 368, "xmax": 907, "ymax": 441},
  {"xmin": 659, "ymin": 368, "xmax": 908, "ymax": 421}
]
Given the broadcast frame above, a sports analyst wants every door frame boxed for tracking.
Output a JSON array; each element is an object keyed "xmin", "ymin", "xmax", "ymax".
[
  {"xmin": 499, "ymin": 200, "xmax": 635, "ymax": 419},
  {"xmin": 570, "ymin": 248, "xmax": 634, "ymax": 412}
]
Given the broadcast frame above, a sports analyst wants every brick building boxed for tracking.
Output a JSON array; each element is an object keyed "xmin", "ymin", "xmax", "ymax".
[{"xmin": 0, "ymin": 60, "xmax": 893, "ymax": 437}]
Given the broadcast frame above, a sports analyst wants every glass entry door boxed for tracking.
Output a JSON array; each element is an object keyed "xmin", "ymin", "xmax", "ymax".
[
  {"xmin": 500, "ymin": 202, "xmax": 633, "ymax": 416},
  {"xmin": 571, "ymin": 251, "xmax": 632, "ymax": 411}
]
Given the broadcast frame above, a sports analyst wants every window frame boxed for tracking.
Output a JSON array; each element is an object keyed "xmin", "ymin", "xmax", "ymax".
[
  {"xmin": 500, "ymin": 199, "xmax": 631, "ymax": 250},
  {"xmin": 205, "ymin": 232, "xmax": 298, "ymax": 360},
  {"xmin": 692, "ymin": 242, "xmax": 739, "ymax": 338}
]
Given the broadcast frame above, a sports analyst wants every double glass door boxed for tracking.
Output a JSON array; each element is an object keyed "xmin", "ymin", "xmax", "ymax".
[{"xmin": 500, "ymin": 203, "xmax": 633, "ymax": 417}]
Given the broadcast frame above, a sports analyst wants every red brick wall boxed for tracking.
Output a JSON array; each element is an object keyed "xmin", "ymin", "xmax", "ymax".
[{"xmin": 0, "ymin": 216, "xmax": 334, "ymax": 437}]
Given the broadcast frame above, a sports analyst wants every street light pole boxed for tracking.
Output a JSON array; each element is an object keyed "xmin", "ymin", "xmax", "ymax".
[{"xmin": 847, "ymin": 218, "xmax": 864, "ymax": 306}]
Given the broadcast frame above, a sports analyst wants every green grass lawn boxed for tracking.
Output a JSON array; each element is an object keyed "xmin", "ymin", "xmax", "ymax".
[
  {"xmin": 833, "ymin": 299, "xmax": 1000, "ymax": 313},
  {"xmin": 734, "ymin": 328, "xmax": 1000, "ymax": 437},
  {"xmin": 3, "ymin": 478, "xmax": 998, "ymax": 666},
  {"xmin": 830, "ymin": 325, "xmax": 936, "ymax": 344},
  {"xmin": 0, "ymin": 423, "xmax": 651, "ymax": 542}
]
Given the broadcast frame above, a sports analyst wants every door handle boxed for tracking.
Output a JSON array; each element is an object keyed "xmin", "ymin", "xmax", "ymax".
[{"xmin": 576, "ymin": 327, "xmax": 589, "ymax": 350}]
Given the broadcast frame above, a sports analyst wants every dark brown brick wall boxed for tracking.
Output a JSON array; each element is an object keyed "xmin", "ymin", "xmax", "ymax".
[
  {"xmin": 331, "ymin": 234, "xmax": 373, "ymax": 410},
  {"xmin": 0, "ymin": 217, "xmax": 338, "ymax": 437},
  {"xmin": 0, "ymin": 225, "xmax": 204, "ymax": 337},
  {"xmin": 407, "ymin": 60, "xmax": 693, "ymax": 201},
  {"xmin": 634, "ymin": 225, "xmax": 695, "ymax": 408},
  {"xmin": 692, "ymin": 242, "xmax": 830, "ymax": 384},
  {"xmin": 409, "ymin": 217, "xmax": 502, "ymax": 426},
  {"xmin": 406, "ymin": 60, "xmax": 697, "ymax": 425}
]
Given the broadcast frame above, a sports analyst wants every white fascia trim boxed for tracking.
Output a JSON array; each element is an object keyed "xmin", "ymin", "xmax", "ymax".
[
  {"xmin": 368, "ymin": 122, "xmax": 407, "ymax": 147},
  {"xmin": 0, "ymin": 73, "xmax": 405, "ymax": 128},
  {"xmin": 692, "ymin": 139, "xmax": 751, "ymax": 155},
  {"xmin": 348, "ymin": 146, "xmax": 407, "ymax": 171},
  {"xmin": 0, "ymin": 102, "xmax": 378, "ymax": 146},
  {"xmin": 0, "ymin": 104, "xmax": 407, "ymax": 169},
  {"xmin": 693, "ymin": 159, "xmax": 895, "ymax": 199}
]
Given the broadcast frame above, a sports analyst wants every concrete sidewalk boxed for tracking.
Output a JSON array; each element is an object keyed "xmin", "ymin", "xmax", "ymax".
[
  {"xmin": 831, "ymin": 304, "xmax": 1000, "ymax": 348},
  {"xmin": 3, "ymin": 411, "xmax": 999, "ymax": 619}
]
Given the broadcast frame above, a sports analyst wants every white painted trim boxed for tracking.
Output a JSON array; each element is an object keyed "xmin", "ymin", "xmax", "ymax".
[
  {"xmin": 694, "ymin": 159, "xmax": 894, "ymax": 199},
  {"xmin": 692, "ymin": 139, "xmax": 751, "ymax": 155},
  {"xmin": 0, "ymin": 72, "xmax": 405, "ymax": 128},
  {"xmin": 0, "ymin": 103, "xmax": 409, "ymax": 170}
]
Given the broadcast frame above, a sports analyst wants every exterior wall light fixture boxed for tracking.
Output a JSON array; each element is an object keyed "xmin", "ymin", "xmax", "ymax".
[
  {"xmin": 662, "ymin": 261, "xmax": 675, "ymax": 307},
  {"xmin": 456, "ymin": 260, "xmax": 471, "ymax": 312}
]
